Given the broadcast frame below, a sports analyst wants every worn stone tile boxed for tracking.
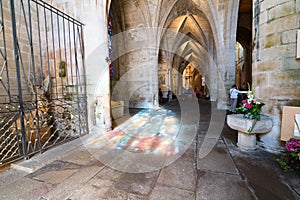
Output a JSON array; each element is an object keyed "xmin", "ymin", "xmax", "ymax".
[
  {"xmin": 60, "ymin": 149, "xmax": 95, "ymax": 165},
  {"xmin": 196, "ymin": 171, "xmax": 254, "ymax": 200},
  {"xmin": 149, "ymin": 185, "xmax": 195, "ymax": 200},
  {"xmin": 233, "ymin": 154, "xmax": 299, "ymax": 200},
  {"xmin": 11, "ymin": 138, "xmax": 85, "ymax": 172},
  {"xmin": 157, "ymin": 153, "xmax": 196, "ymax": 191},
  {"xmin": 43, "ymin": 164, "xmax": 104, "ymax": 199},
  {"xmin": 0, "ymin": 168, "xmax": 28, "ymax": 188},
  {"xmin": 103, "ymin": 187, "xmax": 148, "ymax": 200},
  {"xmin": 197, "ymin": 140, "xmax": 239, "ymax": 175},
  {"xmin": 113, "ymin": 171, "xmax": 159, "ymax": 196},
  {"xmin": 95, "ymin": 167, "xmax": 124, "ymax": 181},
  {"xmin": 66, "ymin": 179, "xmax": 114, "ymax": 200},
  {"xmin": 92, "ymin": 148, "xmax": 171, "ymax": 173},
  {"xmin": 31, "ymin": 169, "xmax": 78, "ymax": 185},
  {"xmin": 0, "ymin": 177, "xmax": 53, "ymax": 200},
  {"xmin": 26, "ymin": 160, "xmax": 82, "ymax": 179}
]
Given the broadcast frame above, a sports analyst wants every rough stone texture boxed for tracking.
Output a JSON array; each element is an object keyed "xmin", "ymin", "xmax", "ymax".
[
  {"xmin": 0, "ymin": 101, "xmax": 299, "ymax": 199},
  {"xmin": 157, "ymin": 153, "xmax": 196, "ymax": 191},
  {"xmin": 268, "ymin": 1, "xmax": 295, "ymax": 21},
  {"xmin": 196, "ymin": 171, "xmax": 254, "ymax": 200},
  {"xmin": 150, "ymin": 185, "xmax": 195, "ymax": 200},
  {"xmin": 253, "ymin": 0, "xmax": 300, "ymax": 151},
  {"xmin": 197, "ymin": 139, "xmax": 239, "ymax": 174},
  {"xmin": 1, "ymin": 0, "xmax": 298, "ymax": 160},
  {"xmin": 0, "ymin": 178, "xmax": 54, "ymax": 200}
]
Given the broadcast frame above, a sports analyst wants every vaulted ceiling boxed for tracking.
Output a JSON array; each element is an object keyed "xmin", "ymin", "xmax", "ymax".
[{"xmin": 159, "ymin": 0, "xmax": 253, "ymax": 74}]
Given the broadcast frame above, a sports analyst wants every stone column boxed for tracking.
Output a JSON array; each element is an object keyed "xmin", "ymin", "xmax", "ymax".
[{"xmin": 75, "ymin": 0, "xmax": 112, "ymax": 131}]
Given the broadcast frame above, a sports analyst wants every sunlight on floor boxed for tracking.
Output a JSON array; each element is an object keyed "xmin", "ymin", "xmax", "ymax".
[{"xmin": 87, "ymin": 108, "xmax": 182, "ymax": 156}]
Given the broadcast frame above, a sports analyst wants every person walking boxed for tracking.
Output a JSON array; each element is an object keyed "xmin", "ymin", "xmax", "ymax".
[
  {"xmin": 195, "ymin": 87, "xmax": 200, "ymax": 99},
  {"xmin": 159, "ymin": 88, "xmax": 163, "ymax": 104},
  {"xmin": 162, "ymin": 90, "xmax": 168, "ymax": 104}
]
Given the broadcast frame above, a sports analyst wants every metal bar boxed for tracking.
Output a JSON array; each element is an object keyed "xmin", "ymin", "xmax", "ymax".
[
  {"xmin": 9, "ymin": 0, "xmax": 28, "ymax": 160},
  {"xmin": 79, "ymin": 24, "xmax": 89, "ymax": 134},
  {"xmin": 0, "ymin": 0, "xmax": 11, "ymax": 101},
  {"xmin": 15, "ymin": 0, "xmax": 31, "ymax": 93},
  {"xmin": 50, "ymin": 5, "xmax": 58, "ymax": 97},
  {"xmin": 35, "ymin": 3, "xmax": 44, "ymax": 152},
  {"xmin": 36, "ymin": 2, "xmax": 44, "ymax": 85},
  {"xmin": 27, "ymin": 0, "xmax": 41, "ymax": 153},
  {"xmin": 56, "ymin": 8, "xmax": 64, "ymax": 96},
  {"xmin": 62, "ymin": 14, "xmax": 69, "ymax": 87},
  {"xmin": 72, "ymin": 21, "xmax": 82, "ymax": 135},
  {"xmin": 17, "ymin": 42, "xmax": 31, "ymax": 93},
  {"xmin": 43, "ymin": 2, "xmax": 52, "ymax": 99},
  {"xmin": 31, "ymin": 0, "xmax": 84, "ymax": 26},
  {"xmin": 74, "ymin": 26, "xmax": 82, "ymax": 91},
  {"xmin": 68, "ymin": 18, "xmax": 74, "ymax": 88}
]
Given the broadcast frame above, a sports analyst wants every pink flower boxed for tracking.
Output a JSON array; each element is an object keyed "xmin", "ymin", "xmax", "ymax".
[
  {"xmin": 286, "ymin": 141, "xmax": 300, "ymax": 152},
  {"xmin": 242, "ymin": 100, "xmax": 248, "ymax": 104},
  {"xmin": 245, "ymin": 103, "xmax": 252, "ymax": 109}
]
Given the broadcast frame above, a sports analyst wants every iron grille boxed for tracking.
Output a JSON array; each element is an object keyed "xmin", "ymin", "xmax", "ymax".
[{"xmin": 0, "ymin": 0, "xmax": 88, "ymax": 166}]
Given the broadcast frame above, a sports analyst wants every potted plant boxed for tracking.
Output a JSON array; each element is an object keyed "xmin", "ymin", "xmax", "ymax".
[
  {"xmin": 227, "ymin": 84, "xmax": 272, "ymax": 150},
  {"xmin": 235, "ymin": 84, "xmax": 264, "ymax": 120},
  {"xmin": 277, "ymin": 138, "xmax": 300, "ymax": 173}
]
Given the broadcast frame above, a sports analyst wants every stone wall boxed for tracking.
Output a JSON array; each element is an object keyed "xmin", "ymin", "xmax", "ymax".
[
  {"xmin": 0, "ymin": 1, "xmax": 41, "ymax": 103},
  {"xmin": 253, "ymin": 0, "xmax": 300, "ymax": 150}
]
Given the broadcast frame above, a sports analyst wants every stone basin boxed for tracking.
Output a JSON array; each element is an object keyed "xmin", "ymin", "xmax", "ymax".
[{"xmin": 227, "ymin": 114, "xmax": 273, "ymax": 150}]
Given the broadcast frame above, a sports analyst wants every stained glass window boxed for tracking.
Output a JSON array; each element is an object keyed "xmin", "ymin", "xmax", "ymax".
[{"xmin": 108, "ymin": 10, "xmax": 114, "ymax": 77}]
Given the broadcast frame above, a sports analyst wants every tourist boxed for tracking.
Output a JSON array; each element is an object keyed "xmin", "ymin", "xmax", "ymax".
[
  {"xmin": 229, "ymin": 84, "xmax": 247, "ymax": 112},
  {"xmin": 159, "ymin": 88, "xmax": 163, "ymax": 104},
  {"xmin": 195, "ymin": 87, "xmax": 200, "ymax": 99},
  {"xmin": 162, "ymin": 90, "xmax": 168, "ymax": 104}
]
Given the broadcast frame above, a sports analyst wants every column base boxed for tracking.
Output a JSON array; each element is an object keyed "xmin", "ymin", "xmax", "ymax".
[{"xmin": 237, "ymin": 131, "xmax": 257, "ymax": 151}]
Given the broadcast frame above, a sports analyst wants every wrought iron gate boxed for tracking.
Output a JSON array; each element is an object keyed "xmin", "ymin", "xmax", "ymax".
[{"xmin": 0, "ymin": 0, "xmax": 88, "ymax": 166}]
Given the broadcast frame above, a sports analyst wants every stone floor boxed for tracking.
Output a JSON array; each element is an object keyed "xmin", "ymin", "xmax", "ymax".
[{"xmin": 0, "ymin": 98, "xmax": 299, "ymax": 200}]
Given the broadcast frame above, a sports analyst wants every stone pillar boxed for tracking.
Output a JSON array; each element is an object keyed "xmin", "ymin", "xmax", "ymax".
[
  {"xmin": 74, "ymin": 0, "xmax": 112, "ymax": 131},
  {"xmin": 111, "ymin": 1, "xmax": 159, "ymax": 109}
]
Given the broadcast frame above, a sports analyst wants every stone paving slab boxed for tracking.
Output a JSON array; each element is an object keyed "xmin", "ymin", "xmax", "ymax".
[
  {"xmin": 149, "ymin": 185, "xmax": 195, "ymax": 200},
  {"xmin": 113, "ymin": 171, "xmax": 159, "ymax": 196},
  {"xmin": 60, "ymin": 148, "xmax": 96, "ymax": 166},
  {"xmin": 43, "ymin": 162, "xmax": 104, "ymax": 199},
  {"xmin": 0, "ymin": 168, "xmax": 28, "ymax": 188},
  {"xmin": 67, "ymin": 179, "xmax": 115, "ymax": 200},
  {"xmin": 157, "ymin": 152, "xmax": 196, "ymax": 191},
  {"xmin": 231, "ymin": 149, "xmax": 299, "ymax": 200},
  {"xmin": 196, "ymin": 171, "xmax": 255, "ymax": 200},
  {"xmin": 197, "ymin": 139, "xmax": 239, "ymax": 175},
  {"xmin": 0, "ymin": 177, "xmax": 53, "ymax": 200},
  {"xmin": 10, "ymin": 135, "xmax": 89, "ymax": 173},
  {"xmin": 26, "ymin": 160, "xmax": 82, "ymax": 185}
]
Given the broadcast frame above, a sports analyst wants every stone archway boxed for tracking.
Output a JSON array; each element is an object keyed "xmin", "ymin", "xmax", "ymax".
[
  {"xmin": 158, "ymin": 12, "xmax": 217, "ymax": 102},
  {"xmin": 237, "ymin": 0, "xmax": 253, "ymax": 87},
  {"xmin": 106, "ymin": 0, "xmax": 244, "ymax": 110}
]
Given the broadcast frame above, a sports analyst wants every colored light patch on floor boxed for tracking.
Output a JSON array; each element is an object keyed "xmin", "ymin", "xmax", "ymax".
[{"xmin": 89, "ymin": 108, "xmax": 181, "ymax": 156}]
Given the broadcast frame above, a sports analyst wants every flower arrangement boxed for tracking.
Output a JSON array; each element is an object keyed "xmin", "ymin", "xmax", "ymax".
[
  {"xmin": 235, "ymin": 84, "xmax": 265, "ymax": 120},
  {"xmin": 286, "ymin": 138, "xmax": 300, "ymax": 160},
  {"xmin": 277, "ymin": 138, "xmax": 300, "ymax": 172}
]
